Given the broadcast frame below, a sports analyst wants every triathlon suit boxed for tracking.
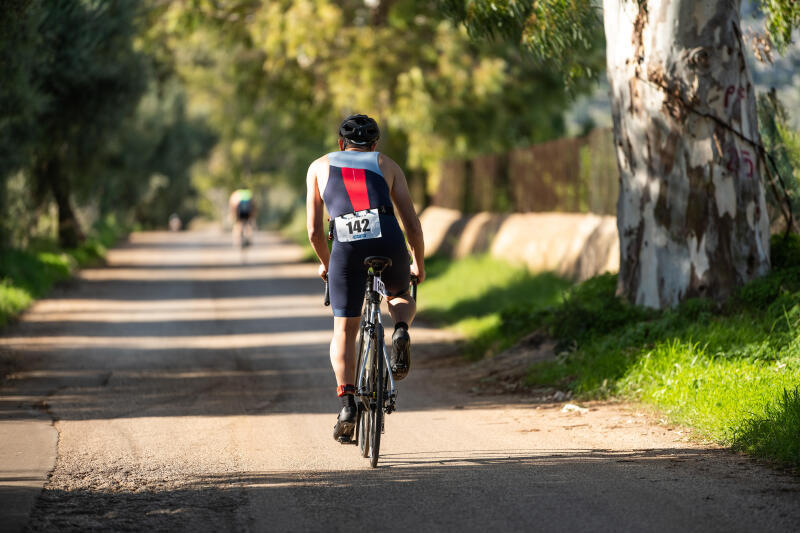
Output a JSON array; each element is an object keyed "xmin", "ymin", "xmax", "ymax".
[
  {"xmin": 323, "ymin": 151, "xmax": 410, "ymax": 318},
  {"xmin": 236, "ymin": 189, "xmax": 253, "ymax": 221}
]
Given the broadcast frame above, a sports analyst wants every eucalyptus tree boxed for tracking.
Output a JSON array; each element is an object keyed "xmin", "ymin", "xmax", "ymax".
[{"xmin": 446, "ymin": 0, "xmax": 800, "ymax": 308}]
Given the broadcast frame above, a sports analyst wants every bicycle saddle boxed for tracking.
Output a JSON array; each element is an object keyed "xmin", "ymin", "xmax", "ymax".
[{"xmin": 364, "ymin": 256, "xmax": 392, "ymax": 273}]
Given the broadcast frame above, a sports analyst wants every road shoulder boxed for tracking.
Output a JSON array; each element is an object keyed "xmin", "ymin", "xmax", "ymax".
[{"xmin": 0, "ymin": 414, "xmax": 58, "ymax": 533}]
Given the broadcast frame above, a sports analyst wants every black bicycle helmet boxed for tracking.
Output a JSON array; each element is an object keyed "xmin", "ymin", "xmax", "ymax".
[{"xmin": 338, "ymin": 114, "xmax": 380, "ymax": 146}]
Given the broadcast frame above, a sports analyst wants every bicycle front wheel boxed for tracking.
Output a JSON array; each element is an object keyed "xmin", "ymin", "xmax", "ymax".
[
  {"xmin": 369, "ymin": 324, "xmax": 386, "ymax": 468},
  {"xmin": 357, "ymin": 404, "xmax": 369, "ymax": 457},
  {"xmin": 355, "ymin": 323, "xmax": 370, "ymax": 457}
]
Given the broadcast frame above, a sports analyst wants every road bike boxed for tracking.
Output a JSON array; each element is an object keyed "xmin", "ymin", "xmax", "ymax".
[
  {"xmin": 324, "ymin": 256, "xmax": 417, "ymax": 468},
  {"xmin": 239, "ymin": 220, "xmax": 253, "ymax": 248}
]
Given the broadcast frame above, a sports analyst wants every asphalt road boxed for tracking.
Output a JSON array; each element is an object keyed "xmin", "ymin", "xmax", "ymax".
[{"xmin": 1, "ymin": 231, "xmax": 798, "ymax": 532}]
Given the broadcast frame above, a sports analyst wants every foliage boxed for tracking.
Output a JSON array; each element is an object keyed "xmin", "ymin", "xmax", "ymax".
[
  {"xmin": 28, "ymin": 0, "xmax": 150, "ymax": 246},
  {"xmin": 4, "ymin": 1, "xmax": 597, "ymax": 238},
  {"xmin": 759, "ymin": 0, "xmax": 800, "ymax": 53},
  {"xmin": 0, "ymin": 1, "xmax": 43, "ymax": 244},
  {"xmin": 104, "ymin": 81, "xmax": 217, "ymax": 229},
  {"xmin": 0, "ymin": 1, "xmax": 213, "ymax": 247},
  {"xmin": 0, "ymin": 0, "xmax": 43, "ymax": 180},
  {"xmin": 439, "ymin": 0, "xmax": 605, "ymax": 87},
  {"xmin": 757, "ymin": 90, "xmax": 800, "ymax": 232},
  {"xmin": 418, "ymin": 255, "xmax": 571, "ymax": 357},
  {"xmin": 770, "ymin": 232, "xmax": 800, "ymax": 268},
  {"xmin": 151, "ymin": 0, "xmax": 581, "ymax": 221}
]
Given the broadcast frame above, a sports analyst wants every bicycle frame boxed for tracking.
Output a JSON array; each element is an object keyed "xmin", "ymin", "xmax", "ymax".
[{"xmin": 355, "ymin": 271, "xmax": 397, "ymax": 412}]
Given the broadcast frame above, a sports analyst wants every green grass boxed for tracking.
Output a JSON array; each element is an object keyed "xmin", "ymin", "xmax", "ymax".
[
  {"xmin": 0, "ymin": 216, "xmax": 128, "ymax": 326},
  {"xmin": 733, "ymin": 386, "xmax": 800, "ymax": 466},
  {"xmin": 517, "ymin": 233, "xmax": 800, "ymax": 468},
  {"xmin": 418, "ymin": 255, "xmax": 572, "ymax": 358}
]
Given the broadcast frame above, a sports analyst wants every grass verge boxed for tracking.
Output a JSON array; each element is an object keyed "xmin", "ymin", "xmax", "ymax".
[
  {"xmin": 0, "ymin": 216, "xmax": 128, "ymax": 327},
  {"xmin": 513, "ymin": 233, "xmax": 800, "ymax": 468},
  {"xmin": 417, "ymin": 255, "xmax": 572, "ymax": 358}
]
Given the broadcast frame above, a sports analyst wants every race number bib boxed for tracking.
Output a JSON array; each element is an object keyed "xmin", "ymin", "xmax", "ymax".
[
  {"xmin": 334, "ymin": 208, "xmax": 382, "ymax": 242},
  {"xmin": 373, "ymin": 276, "xmax": 388, "ymax": 296}
]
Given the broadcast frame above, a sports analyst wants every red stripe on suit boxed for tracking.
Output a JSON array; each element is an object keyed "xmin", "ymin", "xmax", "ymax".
[{"xmin": 341, "ymin": 167, "xmax": 370, "ymax": 212}]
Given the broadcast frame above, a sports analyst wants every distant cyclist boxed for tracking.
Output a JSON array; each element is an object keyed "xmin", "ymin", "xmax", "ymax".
[
  {"xmin": 306, "ymin": 114, "xmax": 425, "ymax": 442},
  {"xmin": 229, "ymin": 188, "xmax": 256, "ymax": 246}
]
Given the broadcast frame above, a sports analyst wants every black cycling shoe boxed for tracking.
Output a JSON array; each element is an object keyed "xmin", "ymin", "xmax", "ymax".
[
  {"xmin": 333, "ymin": 404, "xmax": 357, "ymax": 443},
  {"xmin": 391, "ymin": 324, "xmax": 411, "ymax": 380}
]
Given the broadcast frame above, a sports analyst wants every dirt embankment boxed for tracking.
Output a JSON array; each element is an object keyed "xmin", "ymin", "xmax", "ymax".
[{"xmin": 419, "ymin": 206, "xmax": 619, "ymax": 281}]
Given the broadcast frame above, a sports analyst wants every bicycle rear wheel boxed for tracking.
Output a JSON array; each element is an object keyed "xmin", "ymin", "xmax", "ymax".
[{"xmin": 369, "ymin": 324, "xmax": 385, "ymax": 468}]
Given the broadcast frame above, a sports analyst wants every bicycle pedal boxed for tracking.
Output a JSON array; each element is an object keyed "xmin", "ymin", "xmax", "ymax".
[{"xmin": 337, "ymin": 436, "xmax": 354, "ymax": 445}]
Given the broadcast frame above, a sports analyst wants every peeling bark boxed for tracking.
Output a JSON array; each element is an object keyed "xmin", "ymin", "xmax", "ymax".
[{"xmin": 604, "ymin": 0, "xmax": 769, "ymax": 308}]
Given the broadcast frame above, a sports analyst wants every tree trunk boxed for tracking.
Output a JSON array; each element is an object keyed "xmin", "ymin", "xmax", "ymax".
[
  {"xmin": 604, "ymin": 0, "xmax": 770, "ymax": 308},
  {"xmin": 35, "ymin": 156, "xmax": 84, "ymax": 249}
]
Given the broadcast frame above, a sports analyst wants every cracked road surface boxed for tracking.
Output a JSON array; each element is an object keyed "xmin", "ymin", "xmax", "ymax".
[{"xmin": 1, "ymin": 231, "xmax": 799, "ymax": 532}]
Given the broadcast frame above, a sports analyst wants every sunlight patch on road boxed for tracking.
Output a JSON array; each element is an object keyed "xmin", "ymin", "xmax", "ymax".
[
  {"xmin": 109, "ymin": 231, "xmax": 306, "ymax": 267},
  {"xmin": 79, "ymin": 264, "xmax": 318, "ymax": 281},
  {"xmin": 0, "ymin": 331, "xmax": 332, "ymax": 350},
  {"xmin": 22, "ymin": 306, "xmax": 329, "ymax": 323},
  {"xmin": 31, "ymin": 295, "xmax": 323, "ymax": 312}
]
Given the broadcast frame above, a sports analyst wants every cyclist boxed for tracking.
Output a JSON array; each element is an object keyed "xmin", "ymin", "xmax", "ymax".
[
  {"xmin": 306, "ymin": 114, "xmax": 425, "ymax": 442},
  {"xmin": 229, "ymin": 188, "xmax": 256, "ymax": 246}
]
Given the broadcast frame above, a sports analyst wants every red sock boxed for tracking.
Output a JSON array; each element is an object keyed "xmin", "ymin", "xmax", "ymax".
[{"xmin": 337, "ymin": 384, "xmax": 355, "ymax": 397}]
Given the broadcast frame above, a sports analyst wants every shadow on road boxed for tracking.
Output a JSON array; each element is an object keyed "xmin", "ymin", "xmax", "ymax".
[
  {"xmin": 10, "ymin": 316, "xmax": 333, "ymax": 337},
  {"xmin": 43, "ymin": 277, "xmax": 323, "ymax": 300},
  {"xmin": 97, "ymin": 261, "xmax": 304, "ymax": 270},
  {"xmin": 22, "ymin": 447, "xmax": 800, "ymax": 531}
]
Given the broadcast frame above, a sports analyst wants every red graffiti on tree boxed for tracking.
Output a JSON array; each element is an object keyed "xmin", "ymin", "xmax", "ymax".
[
  {"xmin": 724, "ymin": 85, "xmax": 747, "ymax": 108},
  {"xmin": 725, "ymin": 147, "xmax": 753, "ymax": 178},
  {"xmin": 742, "ymin": 149, "xmax": 753, "ymax": 178}
]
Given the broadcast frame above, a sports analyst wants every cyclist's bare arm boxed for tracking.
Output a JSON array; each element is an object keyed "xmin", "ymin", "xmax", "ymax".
[
  {"xmin": 228, "ymin": 192, "xmax": 239, "ymax": 222},
  {"xmin": 382, "ymin": 156, "xmax": 425, "ymax": 283},
  {"xmin": 306, "ymin": 158, "xmax": 330, "ymax": 275}
]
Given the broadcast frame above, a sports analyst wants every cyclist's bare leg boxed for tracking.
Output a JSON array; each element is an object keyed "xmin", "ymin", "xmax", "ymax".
[
  {"xmin": 232, "ymin": 220, "xmax": 242, "ymax": 245},
  {"xmin": 330, "ymin": 316, "xmax": 360, "ymax": 386},
  {"xmin": 387, "ymin": 292, "xmax": 414, "ymax": 379},
  {"xmin": 386, "ymin": 292, "xmax": 416, "ymax": 326}
]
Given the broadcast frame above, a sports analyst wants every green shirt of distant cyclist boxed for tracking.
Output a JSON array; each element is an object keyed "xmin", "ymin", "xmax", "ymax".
[{"xmin": 229, "ymin": 188, "xmax": 257, "ymax": 245}]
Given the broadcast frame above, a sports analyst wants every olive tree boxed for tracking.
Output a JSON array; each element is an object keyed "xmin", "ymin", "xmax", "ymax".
[{"xmin": 31, "ymin": 0, "xmax": 146, "ymax": 247}]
